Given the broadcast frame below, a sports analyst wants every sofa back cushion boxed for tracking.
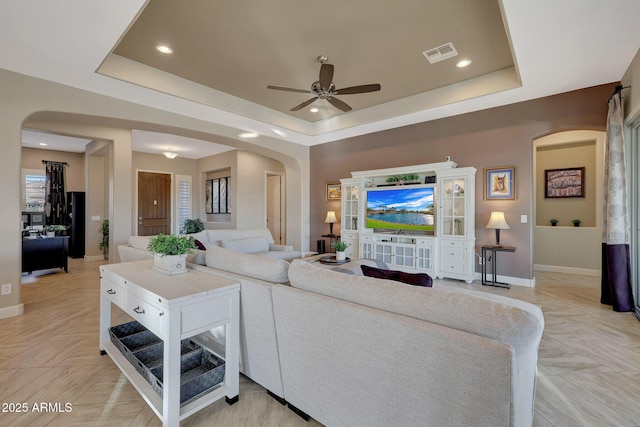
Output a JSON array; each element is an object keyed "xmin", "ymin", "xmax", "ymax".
[
  {"xmin": 128, "ymin": 235, "xmax": 153, "ymax": 250},
  {"xmin": 201, "ymin": 228, "xmax": 275, "ymax": 247},
  {"xmin": 221, "ymin": 237, "xmax": 270, "ymax": 254},
  {"xmin": 205, "ymin": 245, "xmax": 289, "ymax": 283},
  {"xmin": 288, "ymin": 260, "xmax": 543, "ymax": 356}
]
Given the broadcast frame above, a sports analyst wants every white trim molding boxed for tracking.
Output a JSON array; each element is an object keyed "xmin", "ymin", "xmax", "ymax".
[{"xmin": 0, "ymin": 303, "xmax": 24, "ymax": 319}]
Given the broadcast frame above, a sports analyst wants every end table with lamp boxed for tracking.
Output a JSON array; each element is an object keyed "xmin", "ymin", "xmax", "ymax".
[
  {"xmin": 483, "ymin": 211, "xmax": 515, "ymax": 288},
  {"xmin": 321, "ymin": 211, "xmax": 339, "ymax": 253}
]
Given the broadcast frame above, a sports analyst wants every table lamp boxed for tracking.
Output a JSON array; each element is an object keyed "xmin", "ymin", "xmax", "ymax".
[
  {"xmin": 485, "ymin": 211, "xmax": 509, "ymax": 247},
  {"xmin": 324, "ymin": 211, "xmax": 338, "ymax": 236}
]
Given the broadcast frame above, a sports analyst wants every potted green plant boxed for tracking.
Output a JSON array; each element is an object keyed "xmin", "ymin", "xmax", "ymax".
[
  {"xmin": 44, "ymin": 224, "xmax": 67, "ymax": 237},
  {"xmin": 147, "ymin": 234, "xmax": 197, "ymax": 275},
  {"xmin": 550, "ymin": 219, "xmax": 558, "ymax": 226},
  {"xmin": 572, "ymin": 219, "xmax": 581, "ymax": 227},
  {"xmin": 99, "ymin": 219, "xmax": 109, "ymax": 258},
  {"xmin": 334, "ymin": 241, "xmax": 350, "ymax": 261},
  {"xmin": 180, "ymin": 218, "xmax": 204, "ymax": 234}
]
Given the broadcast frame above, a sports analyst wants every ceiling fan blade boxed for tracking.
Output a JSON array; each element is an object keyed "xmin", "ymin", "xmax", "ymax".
[
  {"xmin": 327, "ymin": 96, "xmax": 352, "ymax": 112},
  {"xmin": 267, "ymin": 85, "xmax": 310, "ymax": 94},
  {"xmin": 290, "ymin": 97, "xmax": 318, "ymax": 111},
  {"xmin": 319, "ymin": 63, "xmax": 334, "ymax": 89},
  {"xmin": 334, "ymin": 84, "xmax": 381, "ymax": 95}
]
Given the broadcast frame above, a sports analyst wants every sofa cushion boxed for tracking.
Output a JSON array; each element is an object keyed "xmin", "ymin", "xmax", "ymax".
[
  {"xmin": 203, "ymin": 228, "xmax": 275, "ymax": 247},
  {"xmin": 128, "ymin": 235, "xmax": 153, "ymax": 250},
  {"xmin": 361, "ymin": 264, "xmax": 433, "ymax": 287},
  {"xmin": 206, "ymin": 245, "xmax": 289, "ymax": 283},
  {"xmin": 221, "ymin": 237, "xmax": 270, "ymax": 254},
  {"xmin": 288, "ymin": 260, "xmax": 543, "ymax": 360},
  {"xmin": 193, "ymin": 239, "xmax": 206, "ymax": 250}
]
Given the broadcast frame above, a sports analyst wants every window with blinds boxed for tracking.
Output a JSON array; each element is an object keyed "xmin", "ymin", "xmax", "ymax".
[{"xmin": 175, "ymin": 175, "xmax": 192, "ymax": 234}]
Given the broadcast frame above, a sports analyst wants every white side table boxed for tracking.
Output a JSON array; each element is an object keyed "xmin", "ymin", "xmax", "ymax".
[{"xmin": 99, "ymin": 260, "xmax": 240, "ymax": 427}]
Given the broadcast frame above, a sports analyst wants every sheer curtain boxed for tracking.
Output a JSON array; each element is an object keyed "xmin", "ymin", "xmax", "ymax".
[
  {"xmin": 43, "ymin": 161, "xmax": 67, "ymax": 226},
  {"xmin": 600, "ymin": 90, "xmax": 634, "ymax": 312}
]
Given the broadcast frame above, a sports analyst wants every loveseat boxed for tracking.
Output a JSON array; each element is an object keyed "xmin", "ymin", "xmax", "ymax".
[
  {"xmin": 117, "ymin": 227, "xmax": 302, "ymax": 264},
  {"xmin": 117, "ymin": 243, "xmax": 544, "ymax": 426}
]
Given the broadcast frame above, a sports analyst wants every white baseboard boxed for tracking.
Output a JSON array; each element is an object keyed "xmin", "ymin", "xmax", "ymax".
[
  {"xmin": 0, "ymin": 303, "xmax": 24, "ymax": 319},
  {"xmin": 474, "ymin": 272, "xmax": 536, "ymax": 288},
  {"xmin": 85, "ymin": 254, "xmax": 106, "ymax": 261},
  {"xmin": 534, "ymin": 264, "xmax": 601, "ymax": 277}
]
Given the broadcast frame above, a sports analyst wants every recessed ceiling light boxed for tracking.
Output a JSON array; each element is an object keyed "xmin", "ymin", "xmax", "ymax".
[
  {"xmin": 239, "ymin": 132, "xmax": 258, "ymax": 139},
  {"xmin": 155, "ymin": 44, "xmax": 173, "ymax": 54},
  {"xmin": 310, "ymin": 107, "xmax": 319, "ymax": 113},
  {"xmin": 38, "ymin": 142, "xmax": 48, "ymax": 146},
  {"xmin": 456, "ymin": 59, "xmax": 472, "ymax": 68}
]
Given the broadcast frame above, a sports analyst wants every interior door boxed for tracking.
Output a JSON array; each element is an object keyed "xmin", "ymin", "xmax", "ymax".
[
  {"xmin": 267, "ymin": 174, "xmax": 283, "ymax": 244},
  {"xmin": 138, "ymin": 172, "xmax": 171, "ymax": 236}
]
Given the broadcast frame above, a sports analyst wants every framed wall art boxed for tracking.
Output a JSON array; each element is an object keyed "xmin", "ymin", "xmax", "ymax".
[
  {"xmin": 484, "ymin": 166, "xmax": 516, "ymax": 200},
  {"xmin": 326, "ymin": 182, "xmax": 342, "ymax": 201},
  {"xmin": 544, "ymin": 167, "xmax": 585, "ymax": 198}
]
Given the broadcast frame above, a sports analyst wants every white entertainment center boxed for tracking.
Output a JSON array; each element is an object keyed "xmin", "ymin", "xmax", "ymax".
[{"xmin": 340, "ymin": 161, "xmax": 476, "ymax": 283}]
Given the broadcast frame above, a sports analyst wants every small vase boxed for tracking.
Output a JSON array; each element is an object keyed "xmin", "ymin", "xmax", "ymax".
[
  {"xmin": 153, "ymin": 253, "xmax": 187, "ymax": 275},
  {"xmin": 335, "ymin": 251, "xmax": 346, "ymax": 261}
]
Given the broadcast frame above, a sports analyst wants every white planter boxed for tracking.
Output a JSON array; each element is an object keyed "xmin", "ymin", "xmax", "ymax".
[
  {"xmin": 335, "ymin": 251, "xmax": 346, "ymax": 261},
  {"xmin": 46, "ymin": 231, "xmax": 55, "ymax": 238},
  {"xmin": 153, "ymin": 253, "xmax": 187, "ymax": 275}
]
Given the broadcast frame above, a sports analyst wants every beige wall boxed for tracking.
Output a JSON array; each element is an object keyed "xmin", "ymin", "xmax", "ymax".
[
  {"xmin": 0, "ymin": 68, "xmax": 308, "ymax": 318},
  {"xmin": 21, "ymin": 147, "xmax": 85, "ymax": 193},
  {"xmin": 197, "ymin": 150, "xmax": 286, "ymax": 230},
  {"xmin": 131, "ymin": 151, "xmax": 199, "ymax": 235},
  {"xmin": 236, "ymin": 151, "xmax": 286, "ymax": 229},
  {"xmin": 535, "ymin": 142, "xmax": 597, "ymax": 227},
  {"xmin": 310, "ymin": 83, "xmax": 616, "ymax": 281},
  {"xmin": 199, "ymin": 150, "xmax": 238, "ymax": 229},
  {"xmin": 622, "ymin": 47, "xmax": 640, "ymax": 118}
]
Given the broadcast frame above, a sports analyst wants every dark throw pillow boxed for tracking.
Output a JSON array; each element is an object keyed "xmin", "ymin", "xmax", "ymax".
[
  {"xmin": 361, "ymin": 265, "xmax": 433, "ymax": 287},
  {"xmin": 194, "ymin": 239, "xmax": 206, "ymax": 250}
]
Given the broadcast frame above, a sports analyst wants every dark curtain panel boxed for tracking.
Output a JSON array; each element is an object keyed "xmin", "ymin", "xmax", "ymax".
[
  {"xmin": 600, "ymin": 92, "xmax": 634, "ymax": 312},
  {"xmin": 44, "ymin": 161, "xmax": 67, "ymax": 225}
]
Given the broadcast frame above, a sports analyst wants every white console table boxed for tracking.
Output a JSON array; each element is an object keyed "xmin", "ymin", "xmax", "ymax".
[{"xmin": 99, "ymin": 260, "xmax": 240, "ymax": 427}]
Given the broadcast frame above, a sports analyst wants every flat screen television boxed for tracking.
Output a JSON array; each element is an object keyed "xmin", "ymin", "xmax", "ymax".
[{"xmin": 365, "ymin": 185, "xmax": 435, "ymax": 234}]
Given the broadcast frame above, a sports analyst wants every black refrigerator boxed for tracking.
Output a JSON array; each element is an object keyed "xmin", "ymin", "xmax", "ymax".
[{"xmin": 66, "ymin": 191, "xmax": 85, "ymax": 259}]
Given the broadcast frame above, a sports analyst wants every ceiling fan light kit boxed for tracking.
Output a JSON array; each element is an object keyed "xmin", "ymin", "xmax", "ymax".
[{"xmin": 267, "ymin": 55, "xmax": 381, "ymax": 113}]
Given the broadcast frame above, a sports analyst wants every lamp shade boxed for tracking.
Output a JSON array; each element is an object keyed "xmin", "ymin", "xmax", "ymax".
[
  {"xmin": 324, "ymin": 211, "xmax": 338, "ymax": 223},
  {"xmin": 485, "ymin": 212, "xmax": 510, "ymax": 229}
]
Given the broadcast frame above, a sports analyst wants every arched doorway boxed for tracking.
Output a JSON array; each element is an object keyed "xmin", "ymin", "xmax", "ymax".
[{"xmin": 532, "ymin": 130, "xmax": 605, "ymax": 276}]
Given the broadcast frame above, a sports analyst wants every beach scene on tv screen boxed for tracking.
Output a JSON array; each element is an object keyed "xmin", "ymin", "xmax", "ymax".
[{"xmin": 366, "ymin": 187, "xmax": 435, "ymax": 231}]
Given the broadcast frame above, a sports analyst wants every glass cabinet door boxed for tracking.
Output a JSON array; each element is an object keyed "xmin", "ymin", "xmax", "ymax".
[
  {"xmin": 342, "ymin": 184, "xmax": 359, "ymax": 231},
  {"xmin": 441, "ymin": 177, "xmax": 466, "ymax": 236}
]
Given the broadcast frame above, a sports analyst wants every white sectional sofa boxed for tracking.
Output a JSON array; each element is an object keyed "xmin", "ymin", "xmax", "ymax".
[
  {"xmin": 117, "ymin": 242, "xmax": 544, "ymax": 427},
  {"xmin": 117, "ymin": 227, "xmax": 302, "ymax": 264}
]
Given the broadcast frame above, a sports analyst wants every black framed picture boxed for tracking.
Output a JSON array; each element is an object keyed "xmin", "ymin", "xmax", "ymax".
[{"xmin": 544, "ymin": 167, "xmax": 585, "ymax": 198}]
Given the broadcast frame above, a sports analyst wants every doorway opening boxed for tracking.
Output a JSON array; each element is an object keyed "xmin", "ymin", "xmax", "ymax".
[
  {"xmin": 532, "ymin": 130, "xmax": 604, "ymax": 276},
  {"xmin": 266, "ymin": 173, "xmax": 285, "ymax": 244}
]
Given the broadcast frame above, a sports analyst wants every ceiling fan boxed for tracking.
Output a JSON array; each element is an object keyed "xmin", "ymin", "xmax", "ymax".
[{"xmin": 267, "ymin": 55, "xmax": 381, "ymax": 112}]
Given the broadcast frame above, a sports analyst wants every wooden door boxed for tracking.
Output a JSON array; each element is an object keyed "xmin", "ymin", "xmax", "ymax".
[{"xmin": 138, "ymin": 172, "xmax": 171, "ymax": 236}]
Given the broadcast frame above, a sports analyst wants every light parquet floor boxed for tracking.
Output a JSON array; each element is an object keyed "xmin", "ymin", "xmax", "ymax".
[{"xmin": 0, "ymin": 258, "xmax": 639, "ymax": 426}]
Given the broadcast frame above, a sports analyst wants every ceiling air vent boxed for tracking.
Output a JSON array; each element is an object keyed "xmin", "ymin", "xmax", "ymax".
[{"xmin": 422, "ymin": 42, "xmax": 458, "ymax": 64}]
